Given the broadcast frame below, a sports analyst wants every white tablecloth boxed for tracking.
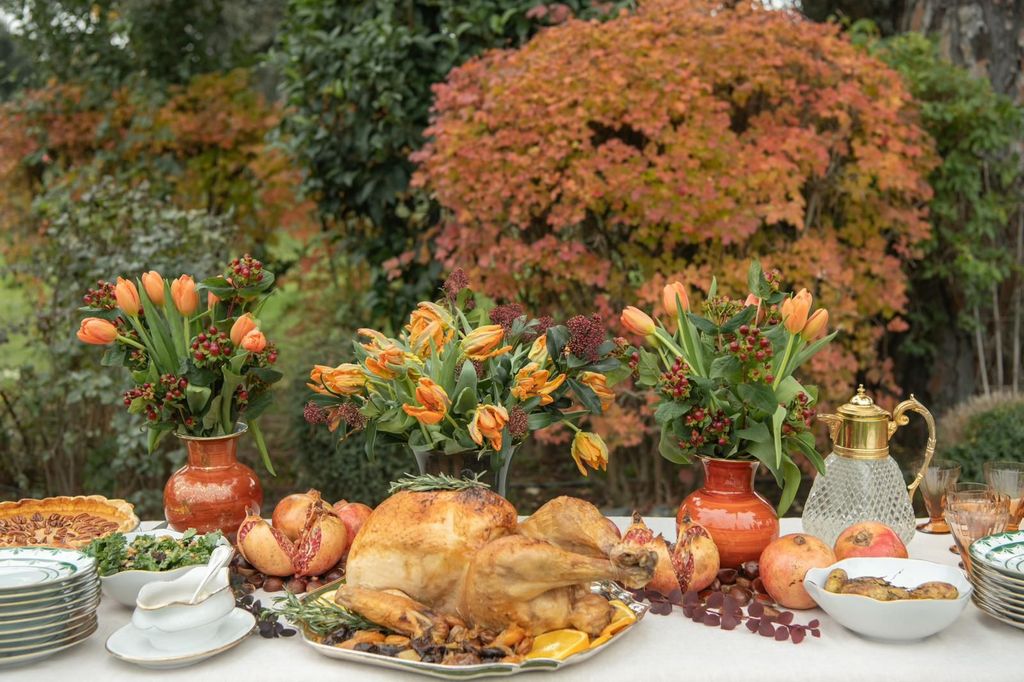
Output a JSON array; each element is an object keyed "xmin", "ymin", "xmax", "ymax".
[{"xmin": 29, "ymin": 518, "xmax": 1019, "ymax": 681}]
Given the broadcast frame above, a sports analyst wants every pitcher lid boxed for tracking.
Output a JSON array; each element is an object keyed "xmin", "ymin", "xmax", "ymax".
[{"xmin": 835, "ymin": 386, "xmax": 891, "ymax": 421}]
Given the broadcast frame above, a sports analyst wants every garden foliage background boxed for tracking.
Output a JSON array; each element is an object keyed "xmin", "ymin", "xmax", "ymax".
[{"xmin": 0, "ymin": 0, "xmax": 1020, "ymax": 516}]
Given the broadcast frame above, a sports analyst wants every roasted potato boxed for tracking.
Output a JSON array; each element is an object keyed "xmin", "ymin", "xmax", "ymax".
[
  {"xmin": 824, "ymin": 568, "xmax": 848, "ymax": 593},
  {"xmin": 909, "ymin": 581, "xmax": 959, "ymax": 600},
  {"xmin": 839, "ymin": 579, "xmax": 912, "ymax": 601}
]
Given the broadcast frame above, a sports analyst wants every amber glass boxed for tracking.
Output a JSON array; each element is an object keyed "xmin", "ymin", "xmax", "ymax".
[
  {"xmin": 984, "ymin": 461, "xmax": 1024, "ymax": 531},
  {"xmin": 944, "ymin": 489, "xmax": 1010, "ymax": 574},
  {"xmin": 916, "ymin": 459, "xmax": 961, "ymax": 534},
  {"xmin": 679, "ymin": 458, "xmax": 779, "ymax": 568}
]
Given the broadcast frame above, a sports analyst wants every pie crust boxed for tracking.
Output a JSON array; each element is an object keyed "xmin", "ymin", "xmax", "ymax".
[{"xmin": 0, "ymin": 495, "xmax": 139, "ymax": 549}]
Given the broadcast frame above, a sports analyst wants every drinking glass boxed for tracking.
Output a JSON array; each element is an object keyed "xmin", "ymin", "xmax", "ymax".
[
  {"xmin": 944, "ymin": 489, "xmax": 1010, "ymax": 574},
  {"xmin": 946, "ymin": 483, "xmax": 994, "ymax": 553},
  {"xmin": 916, "ymin": 459, "xmax": 961, "ymax": 533},
  {"xmin": 984, "ymin": 461, "xmax": 1024, "ymax": 531}
]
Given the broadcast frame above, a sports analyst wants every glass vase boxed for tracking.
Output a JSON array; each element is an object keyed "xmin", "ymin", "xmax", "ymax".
[{"xmin": 413, "ymin": 446, "xmax": 518, "ymax": 498}]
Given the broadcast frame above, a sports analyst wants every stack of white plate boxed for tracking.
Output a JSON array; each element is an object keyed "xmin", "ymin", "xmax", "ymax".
[
  {"xmin": 0, "ymin": 547, "xmax": 100, "ymax": 668},
  {"xmin": 969, "ymin": 530, "xmax": 1024, "ymax": 630}
]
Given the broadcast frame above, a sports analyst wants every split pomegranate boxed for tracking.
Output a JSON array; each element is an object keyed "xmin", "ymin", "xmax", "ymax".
[
  {"xmin": 672, "ymin": 514, "xmax": 720, "ymax": 593},
  {"xmin": 293, "ymin": 494, "xmax": 349, "ymax": 577},
  {"xmin": 272, "ymin": 489, "xmax": 333, "ymax": 541},
  {"xmin": 833, "ymin": 521, "xmax": 908, "ymax": 560},
  {"xmin": 237, "ymin": 512, "xmax": 296, "ymax": 576},
  {"xmin": 332, "ymin": 500, "xmax": 374, "ymax": 545},
  {"xmin": 621, "ymin": 513, "xmax": 678, "ymax": 595},
  {"xmin": 759, "ymin": 533, "xmax": 835, "ymax": 609}
]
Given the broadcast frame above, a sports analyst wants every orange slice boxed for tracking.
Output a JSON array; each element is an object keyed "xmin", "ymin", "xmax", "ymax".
[
  {"xmin": 525, "ymin": 629, "xmax": 590, "ymax": 661},
  {"xmin": 599, "ymin": 599, "xmax": 638, "ymax": 638}
]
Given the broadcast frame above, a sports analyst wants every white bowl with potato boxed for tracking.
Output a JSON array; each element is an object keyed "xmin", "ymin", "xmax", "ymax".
[{"xmin": 803, "ymin": 558, "xmax": 972, "ymax": 641}]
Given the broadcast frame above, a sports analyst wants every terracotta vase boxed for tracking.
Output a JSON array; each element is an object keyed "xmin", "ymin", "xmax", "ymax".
[
  {"xmin": 413, "ymin": 446, "xmax": 519, "ymax": 498},
  {"xmin": 163, "ymin": 424, "xmax": 263, "ymax": 537},
  {"xmin": 678, "ymin": 457, "xmax": 779, "ymax": 568}
]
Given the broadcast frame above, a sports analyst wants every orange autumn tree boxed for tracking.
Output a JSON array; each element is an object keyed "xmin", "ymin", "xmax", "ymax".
[{"xmin": 413, "ymin": 0, "xmax": 937, "ymax": 400}]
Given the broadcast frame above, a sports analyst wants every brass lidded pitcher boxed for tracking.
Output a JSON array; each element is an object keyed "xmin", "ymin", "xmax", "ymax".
[{"xmin": 801, "ymin": 385, "xmax": 936, "ymax": 545}]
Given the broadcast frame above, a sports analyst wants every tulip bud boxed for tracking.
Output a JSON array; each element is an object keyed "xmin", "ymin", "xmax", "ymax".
[
  {"xmin": 76, "ymin": 317, "xmax": 118, "ymax": 345},
  {"xmin": 801, "ymin": 308, "xmax": 828, "ymax": 340},
  {"xmin": 781, "ymin": 288, "xmax": 812, "ymax": 335},
  {"xmin": 170, "ymin": 275, "xmax": 199, "ymax": 316},
  {"xmin": 230, "ymin": 313, "xmax": 258, "ymax": 346},
  {"xmin": 744, "ymin": 293, "xmax": 764, "ymax": 325},
  {"xmin": 620, "ymin": 306, "xmax": 656, "ymax": 336},
  {"xmin": 208, "ymin": 291, "xmax": 220, "ymax": 309},
  {"xmin": 662, "ymin": 282, "xmax": 690, "ymax": 319},
  {"xmin": 571, "ymin": 431, "xmax": 609, "ymax": 477},
  {"xmin": 241, "ymin": 329, "xmax": 267, "ymax": 353},
  {"xmin": 141, "ymin": 271, "xmax": 164, "ymax": 305},
  {"xmin": 114, "ymin": 277, "xmax": 141, "ymax": 317}
]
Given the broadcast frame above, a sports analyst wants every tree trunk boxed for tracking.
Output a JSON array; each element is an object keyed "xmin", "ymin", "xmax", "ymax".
[
  {"xmin": 974, "ymin": 305, "xmax": 992, "ymax": 395},
  {"xmin": 993, "ymin": 284, "xmax": 1004, "ymax": 387},
  {"xmin": 1014, "ymin": 209, "xmax": 1023, "ymax": 393}
]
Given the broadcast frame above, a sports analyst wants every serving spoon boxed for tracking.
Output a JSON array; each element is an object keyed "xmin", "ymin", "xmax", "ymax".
[{"xmin": 188, "ymin": 544, "xmax": 234, "ymax": 604}]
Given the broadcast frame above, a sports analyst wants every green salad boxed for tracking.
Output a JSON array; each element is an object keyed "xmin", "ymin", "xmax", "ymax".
[{"xmin": 83, "ymin": 529, "xmax": 223, "ymax": 576}]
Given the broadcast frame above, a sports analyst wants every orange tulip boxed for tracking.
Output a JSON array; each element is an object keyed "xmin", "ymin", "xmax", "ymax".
[
  {"xmin": 780, "ymin": 289, "xmax": 812, "ymax": 335},
  {"xmin": 511, "ymin": 362, "xmax": 566, "ymax": 406},
  {"xmin": 620, "ymin": 306, "xmax": 656, "ymax": 336},
  {"xmin": 579, "ymin": 371, "xmax": 615, "ymax": 412},
  {"xmin": 141, "ymin": 271, "xmax": 164, "ymax": 305},
  {"xmin": 230, "ymin": 313, "xmax": 258, "ymax": 346},
  {"xmin": 114, "ymin": 277, "xmax": 141, "ymax": 317},
  {"xmin": 406, "ymin": 302, "xmax": 453, "ymax": 357},
  {"xmin": 571, "ymin": 431, "xmax": 609, "ymax": 476},
  {"xmin": 402, "ymin": 378, "xmax": 450, "ymax": 425},
  {"xmin": 207, "ymin": 291, "xmax": 220, "ymax": 309},
  {"xmin": 308, "ymin": 363, "xmax": 366, "ymax": 396},
  {"xmin": 241, "ymin": 329, "xmax": 267, "ymax": 353},
  {"xmin": 662, "ymin": 281, "xmax": 690, "ymax": 318},
  {"xmin": 801, "ymin": 308, "xmax": 829, "ymax": 341},
  {"xmin": 469, "ymin": 404, "xmax": 509, "ymax": 451},
  {"xmin": 461, "ymin": 325, "xmax": 512, "ymax": 361},
  {"xmin": 365, "ymin": 345, "xmax": 409, "ymax": 380},
  {"xmin": 76, "ymin": 317, "xmax": 118, "ymax": 345},
  {"xmin": 528, "ymin": 335, "xmax": 549, "ymax": 366},
  {"xmin": 357, "ymin": 328, "xmax": 396, "ymax": 354},
  {"xmin": 170, "ymin": 275, "xmax": 199, "ymax": 316}
]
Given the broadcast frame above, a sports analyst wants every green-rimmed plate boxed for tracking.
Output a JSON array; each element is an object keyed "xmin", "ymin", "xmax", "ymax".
[
  {"xmin": 0, "ymin": 547, "xmax": 96, "ymax": 593},
  {"xmin": 969, "ymin": 531, "xmax": 1024, "ymax": 578},
  {"xmin": 0, "ymin": 579, "xmax": 99, "ymax": 618},
  {"xmin": 296, "ymin": 580, "xmax": 649, "ymax": 680},
  {"xmin": 0, "ymin": 611, "xmax": 98, "ymax": 647},
  {"xmin": 0, "ymin": 573, "xmax": 98, "ymax": 608},
  {"xmin": 0, "ymin": 617, "xmax": 97, "ymax": 668},
  {"xmin": 0, "ymin": 591, "xmax": 101, "ymax": 634}
]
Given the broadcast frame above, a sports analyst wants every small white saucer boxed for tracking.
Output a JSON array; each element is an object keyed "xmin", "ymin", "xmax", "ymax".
[{"xmin": 106, "ymin": 607, "xmax": 255, "ymax": 669}]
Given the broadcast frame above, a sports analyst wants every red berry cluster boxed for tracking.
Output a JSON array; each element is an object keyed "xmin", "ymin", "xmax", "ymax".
[
  {"xmin": 82, "ymin": 280, "xmax": 116, "ymax": 309},
  {"xmin": 782, "ymin": 392, "xmax": 815, "ymax": 435},
  {"xmin": 191, "ymin": 327, "xmax": 234, "ymax": 368},
  {"xmin": 225, "ymin": 254, "xmax": 265, "ymax": 288},
  {"xmin": 679, "ymin": 408, "xmax": 732, "ymax": 449},
  {"xmin": 659, "ymin": 356, "xmax": 691, "ymax": 400},
  {"xmin": 248, "ymin": 342, "xmax": 279, "ymax": 367},
  {"xmin": 508, "ymin": 406, "xmax": 529, "ymax": 438},
  {"xmin": 303, "ymin": 401, "xmax": 328, "ymax": 425},
  {"xmin": 727, "ymin": 325, "xmax": 774, "ymax": 384},
  {"xmin": 236, "ymin": 386, "xmax": 250, "ymax": 407},
  {"xmin": 123, "ymin": 374, "xmax": 188, "ymax": 423},
  {"xmin": 566, "ymin": 314, "xmax": 605, "ymax": 362}
]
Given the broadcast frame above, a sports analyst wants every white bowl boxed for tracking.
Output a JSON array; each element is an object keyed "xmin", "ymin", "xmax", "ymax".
[
  {"xmin": 804, "ymin": 558, "xmax": 972, "ymax": 641},
  {"xmin": 101, "ymin": 530, "xmax": 231, "ymax": 607},
  {"xmin": 132, "ymin": 566, "xmax": 234, "ymax": 652}
]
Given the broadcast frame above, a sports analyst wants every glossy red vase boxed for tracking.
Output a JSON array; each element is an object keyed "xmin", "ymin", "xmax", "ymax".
[
  {"xmin": 163, "ymin": 426, "xmax": 263, "ymax": 538},
  {"xmin": 678, "ymin": 457, "xmax": 779, "ymax": 568}
]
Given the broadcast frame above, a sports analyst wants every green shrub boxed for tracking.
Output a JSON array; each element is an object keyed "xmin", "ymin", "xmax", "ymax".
[{"xmin": 942, "ymin": 393, "xmax": 1024, "ymax": 482}]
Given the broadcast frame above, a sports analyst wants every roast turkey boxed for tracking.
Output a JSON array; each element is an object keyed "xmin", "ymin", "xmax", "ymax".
[{"xmin": 337, "ymin": 489, "xmax": 657, "ymax": 639}]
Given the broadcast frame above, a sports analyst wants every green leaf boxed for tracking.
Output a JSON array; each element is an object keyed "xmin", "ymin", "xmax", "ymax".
[
  {"xmin": 790, "ymin": 330, "xmax": 839, "ymax": 372},
  {"xmin": 202, "ymin": 396, "xmax": 222, "ymax": 430},
  {"xmin": 637, "ymin": 349, "xmax": 662, "ymax": 387},
  {"xmin": 775, "ymin": 376, "xmax": 806, "ymax": 405},
  {"xmin": 791, "ymin": 431, "xmax": 826, "ymax": 474},
  {"xmin": 735, "ymin": 422, "xmax": 771, "ymax": 443},
  {"xmin": 720, "ymin": 306, "xmax": 756, "ymax": 334},
  {"xmin": 747, "ymin": 260, "xmax": 772, "ymax": 299},
  {"xmin": 452, "ymin": 358, "xmax": 478, "ymax": 400},
  {"xmin": 546, "ymin": 325, "xmax": 569, "ymax": 363},
  {"xmin": 101, "ymin": 347, "xmax": 126, "ymax": 367},
  {"xmin": 243, "ymin": 391, "xmax": 273, "ymax": 420},
  {"xmin": 709, "ymin": 355, "xmax": 742, "ymax": 383},
  {"xmin": 248, "ymin": 419, "xmax": 276, "ymax": 476},
  {"xmin": 776, "ymin": 459, "xmax": 801, "ymax": 516},
  {"xmin": 527, "ymin": 411, "xmax": 560, "ymax": 430},
  {"xmin": 654, "ymin": 400, "xmax": 688, "ymax": 424},
  {"xmin": 772, "ymin": 404, "xmax": 787, "ymax": 469},
  {"xmin": 249, "ymin": 367, "xmax": 284, "ymax": 384},
  {"xmin": 748, "ymin": 440, "xmax": 782, "ymax": 484},
  {"xmin": 147, "ymin": 426, "xmax": 172, "ymax": 454},
  {"xmin": 568, "ymin": 378, "xmax": 602, "ymax": 415},
  {"xmin": 453, "ymin": 386, "xmax": 478, "ymax": 413},
  {"xmin": 185, "ymin": 384, "xmax": 212, "ymax": 415},
  {"xmin": 364, "ymin": 420, "xmax": 377, "ymax": 461},
  {"xmin": 658, "ymin": 427, "xmax": 691, "ymax": 464},
  {"xmin": 738, "ymin": 383, "xmax": 778, "ymax": 415}
]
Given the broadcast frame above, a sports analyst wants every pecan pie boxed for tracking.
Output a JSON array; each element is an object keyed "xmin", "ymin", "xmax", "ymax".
[{"xmin": 0, "ymin": 495, "xmax": 139, "ymax": 549}]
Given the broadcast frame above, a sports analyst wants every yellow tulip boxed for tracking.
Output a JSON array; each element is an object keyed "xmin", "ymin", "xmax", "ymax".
[
  {"xmin": 406, "ymin": 302, "xmax": 453, "ymax": 357},
  {"xmin": 76, "ymin": 317, "xmax": 118, "ymax": 345},
  {"xmin": 528, "ymin": 335, "xmax": 549, "ymax": 366},
  {"xmin": 170, "ymin": 275, "xmax": 199, "ymax": 316},
  {"xmin": 365, "ymin": 345, "xmax": 408, "ymax": 380},
  {"xmin": 401, "ymin": 377, "xmax": 450, "ymax": 425},
  {"xmin": 511, "ymin": 363, "xmax": 566, "ymax": 406},
  {"xmin": 620, "ymin": 306, "xmax": 655, "ymax": 336},
  {"xmin": 469, "ymin": 404, "xmax": 509, "ymax": 451},
  {"xmin": 114, "ymin": 277, "xmax": 141, "ymax": 317},
  {"xmin": 308, "ymin": 363, "xmax": 366, "ymax": 396},
  {"xmin": 141, "ymin": 271, "xmax": 164, "ymax": 305},
  {"xmin": 662, "ymin": 281, "xmax": 690, "ymax": 319},
  {"xmin": 579, "ymin": 371, "xmax": 614, "ymax": 412},
  {"xmin": 780, "ymin": 289, "xmax": 812, "ymax": 335},
  {"xmin": 230, "ymin": 313, "xmax": 258, "ymax": 346},
  {"xmin": 461, "ymin": 325, "xmax": 512, "ymax": 361},
  {"xmin": 571, "ymin": 431, "xmax": 609, "ymax": 477},
  {"xmin": 801, "ymin": 308, "xmax": 829, "ymax": 341}
]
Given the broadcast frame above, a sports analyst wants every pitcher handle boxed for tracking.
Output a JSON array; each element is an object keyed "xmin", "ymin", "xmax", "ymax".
[{"xmin": 890, "ymin": 395, "xmax": 936, "ymax": 498}]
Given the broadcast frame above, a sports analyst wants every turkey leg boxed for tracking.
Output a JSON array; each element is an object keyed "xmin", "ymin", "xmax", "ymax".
[
  {"xmin": 518, "ymin": 496, "xmax": 623, "ymax": 558},
  {"xmin": 334, "ymin": 586, "xmax": 450, "ymax": 642}
]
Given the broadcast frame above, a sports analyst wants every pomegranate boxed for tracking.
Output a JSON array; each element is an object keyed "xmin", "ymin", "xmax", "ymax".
[
  {"xmin": 672, "ymin": 514, "xmax": 720, "ymax": 593},
  {"xmin": 293, "ymin": 494, "xmax": 349, "ymax": 577},
  {"xmin": 834, "ymin": 521, "xmax": 908, "ymax": 560},
  {"xmin": 272, "ymin": 489, "xmax": 333, "ymax": 541},
  {"xmin": 332, "ymin": 500, "xmax": 373, "ymax": 544},
  {"xmin": 237, "ymin": 512, "xmax": 296, "ymax": 576},
  {"xmin": 621, "ymin": 512, "xmax": 678, "ymax": 596},
  {"xmin": 759, "ymin": 533, "xmax": 835, "ymax": 609}
]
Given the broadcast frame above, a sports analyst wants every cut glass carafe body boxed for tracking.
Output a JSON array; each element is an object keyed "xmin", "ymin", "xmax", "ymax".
[{"xmin": 802, "ymin": 386, "xmax": 935, "ymax": 547}]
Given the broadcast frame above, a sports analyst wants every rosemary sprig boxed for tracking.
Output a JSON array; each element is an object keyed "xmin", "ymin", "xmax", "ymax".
[
  {"xmin": 388, "ymin": 471, "xmax": 490, "ymax": 493},
  {"xmin": 272, "ymin": 590, "xmax": 384, "ymax": 637}
]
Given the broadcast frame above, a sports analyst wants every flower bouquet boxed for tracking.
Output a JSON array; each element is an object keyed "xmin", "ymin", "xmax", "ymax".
[
  {"xmin": 620, "ymin": 262, "xmax": 835, "ymax": 514},
  {"xmin": 76, "ymin": 254, "xmax": 281, "ymax": 473},
  {"xmin": 306, "ymin": 270, "xmax": 627, "ymax": 493}
]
